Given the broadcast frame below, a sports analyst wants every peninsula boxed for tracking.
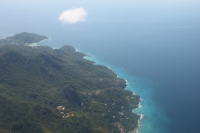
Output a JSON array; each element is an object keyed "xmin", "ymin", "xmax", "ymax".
[
  {"xmin": 0, "ymin": 32, "xmax": 48, "ymax": 46},
  {"xmin": 0, "ymin": 32, "xmax": 140, "ymax": 133}
]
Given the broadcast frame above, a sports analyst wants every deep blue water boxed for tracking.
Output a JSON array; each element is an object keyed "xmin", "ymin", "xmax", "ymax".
[
  {"xmin": 1, "ymin": 1, "xmax": 200, "ymax": 133},
  {"xmin": 39, "ymin": 24, "xmax": 200, "ymax": 133},
  {"xmin": 82, "ymin": 54, "xmax": 170, "ymax": 133}
]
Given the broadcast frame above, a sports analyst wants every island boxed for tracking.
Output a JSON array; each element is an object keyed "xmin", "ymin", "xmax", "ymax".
[
  {"xmin": 0, "ymin": 32, "xmax": 140, "ymax": 133},
  {"xmin": 0, "ymin": 32, "xmax": 48, "ymax": 46}
]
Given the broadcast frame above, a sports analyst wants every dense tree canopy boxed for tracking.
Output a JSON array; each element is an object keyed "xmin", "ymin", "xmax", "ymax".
[{"xmin": 0, "ymin": 33, "xmax": 140, "ymax": 133}]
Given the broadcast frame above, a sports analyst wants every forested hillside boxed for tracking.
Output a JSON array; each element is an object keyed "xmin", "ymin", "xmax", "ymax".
[{"xmin": 0, "ymin": 33, "xmax": 140, "ymax": 133}]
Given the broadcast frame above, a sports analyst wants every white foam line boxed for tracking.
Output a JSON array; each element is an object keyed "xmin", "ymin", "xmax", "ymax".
[
  {"xmin": 26, "ymin": 43, "xmax": 38, "ymax": 47},
  {"xmin": 139, "ymin": 98, "xmax": 142, "ymax": 102},
  {"xmin": 139, "ymin": 114, "xmax": 144, "ymax": 120},
  {"xmin": 125, "ymin": 80, "xmax": 128, "ymax": 86},
  {"xmin": 82, "ymin": 52, "xmax": 141, "ymax": 133},
  {"xmin": 137, "ymin": 114, "xmax": 144, "ymax": 130},
  {"xmin": 38, "ymin": 37, "xmax": 51, "ymax": 43},
  {"xmin": 107, "ymin": 66, "xmax": 111, "ymax": 70},
  {"xmin": 135, "ymin": 128, "xmax": 139, "ymax": 133},
  {"xmin": 83, "ymin": 54, "xmax": 91, "ymax": 59},
  {"xmin": 52, "ymin": 47, "xmax": 59, "ymax": 49},
  {"xmin": 138, "ymin": 103, "xmax": 142, "ymax": 108},
  {"xmin": 132, "ymin": 98, "xmax": 143, "ymax": 133}
]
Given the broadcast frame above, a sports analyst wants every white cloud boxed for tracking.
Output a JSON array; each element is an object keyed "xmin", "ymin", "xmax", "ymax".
[{"xmin": 58, "ymin": 7, "xmax": 87, "ymax": 24}]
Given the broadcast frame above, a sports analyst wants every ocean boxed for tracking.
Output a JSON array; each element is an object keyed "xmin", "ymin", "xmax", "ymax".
[
  {"xmin": 82, "ymin": 55, "xmax": 170, "ymax": 133},
  {"xmin": 1, "ymin": 1, "xmax": 200, "ymax": 133},
  {"xmin": 38, "ymin": 24, "xmax": 200, "ymax": 132}
]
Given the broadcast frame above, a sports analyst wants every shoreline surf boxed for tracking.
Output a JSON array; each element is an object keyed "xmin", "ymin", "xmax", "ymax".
[
  {"xmin": 83, "ymin": 54, "xmax": 142, "ymax": 133},
  {"xmin": 40, "ymin": 42, "xmax": 170, "ymax": 133}
]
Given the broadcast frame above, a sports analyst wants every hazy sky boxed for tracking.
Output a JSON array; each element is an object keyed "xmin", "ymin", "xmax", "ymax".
[
  {"xmin": 1, "ymin": 1, "xmax": 200, "ymax": 133},
  {"xmin": 0, "ymin": 0, "xmax": 200, "ymax": 39},
  {"xmin": 1, "ymin": 0, "xmax": 200, "ymax": 25}
]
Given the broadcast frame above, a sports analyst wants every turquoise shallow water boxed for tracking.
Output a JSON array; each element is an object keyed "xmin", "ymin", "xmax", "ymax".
[
  {"xmin": 83, "ymin": 54, "xmax": 170, "ymax": 133},
  {"xmin": 39, "ymin": 39, "xmax": 170, "ymax": 133},
  {"xmin": 2, "ymin": 1, "xmax": 200, "ymax": 132}
]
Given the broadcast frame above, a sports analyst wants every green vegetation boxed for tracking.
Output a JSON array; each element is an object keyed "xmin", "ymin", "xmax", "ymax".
[
  {"xmin": 0, "ymin": 33, "xmax": 140, "ymax": 133},
  {"xmin": 0, "ymin": 32, "xmax": 48, "ymax": 45}
]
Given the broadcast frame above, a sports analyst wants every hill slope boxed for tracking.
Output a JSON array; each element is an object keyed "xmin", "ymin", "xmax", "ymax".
[
  {"xmin": 0, "ymin": 32, "xmax": 48, "ymax": 45},
  {"xmin": 0, "ymin": 33, "xmax": 140, "ymax": 133}
]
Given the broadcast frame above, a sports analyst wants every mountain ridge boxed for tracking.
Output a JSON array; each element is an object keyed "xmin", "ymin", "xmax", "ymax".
[
  {"xmin": 0, "ymin": 32, "xmax": 48, "ymax": 46},
  {"xmin": 0, "ymin": 32, "xmax": 140, "ymax": 133}
]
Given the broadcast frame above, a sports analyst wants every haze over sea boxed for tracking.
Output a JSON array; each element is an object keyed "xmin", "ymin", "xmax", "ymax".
[{"xmin": 1, "ymin": 1, "xmax": 200, "ymax": 133}]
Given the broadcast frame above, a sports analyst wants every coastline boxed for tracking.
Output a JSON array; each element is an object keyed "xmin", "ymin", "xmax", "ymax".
[
  {"xmin": 21, "ymin": 34, "xmax": 170, "ymax": 133},
  {"xmin": 0, "ymin": 32, "xmax": 145, "ymax": 132},
  {"xmin": 129, "ymin": 128, "xmax": 138, "ymax": 133},
  {"xmin": 83, "ymin": 53, "xmax": 142, "ymax": 133},
  {"xmin": 25, "ymin": 37, "xmax": 51, "ymax": 47},
  {"xmin": 0, "ymin": 42, "xmax": 141, "ymax": 133}
]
